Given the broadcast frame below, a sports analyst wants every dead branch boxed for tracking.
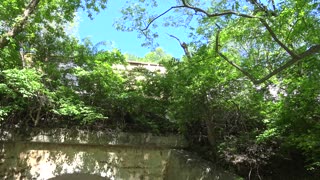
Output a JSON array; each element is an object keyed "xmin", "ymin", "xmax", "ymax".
[{"xmin": 167, "ymin": 34, "xmax": 191, "ymax": 58}]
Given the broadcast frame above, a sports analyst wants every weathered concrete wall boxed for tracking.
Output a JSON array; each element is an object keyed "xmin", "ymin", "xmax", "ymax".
[
  {"xmin": 0, "ymin": 128, "xmax": 187, "ymax": 148},
  {"xmin": 112, "ymin": 61, "xmax": 166, "ymax": 74},
  {"xmin": 0, "ymin": 128, "xmax": 185, "ymax": 180},
  {"xmin": 0, "ymin": 128, "xmax": 240, "ymax": 180}
]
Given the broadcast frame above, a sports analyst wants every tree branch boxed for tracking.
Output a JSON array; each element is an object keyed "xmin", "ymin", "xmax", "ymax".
[
  {"xmin": 271, "ymin": 0, "xmax": 276, "ymax": 11},
  {"xmin": 140, "ymin": 1, "xmax": 258, "ymax": 32},
  {"xmin": 260, "ymin": 19, "xmax": 298, "ymax": 58},
  {"xmin": 215, "ymin": 23, "xmax": 320, "ymax": 84},
  {"xmin": 215, "ymin": 25, "xmax": 258, "ymax": 83},
  {"xmin": 140, "ymin": 6, "xmax": 185, "ymax": 31},
  {"xmin": 218, "ymin": 44, "xmax": 320, "ymax": 84},
  {"xmin": 0, "ymin": 0, "xmax": 41, "ymax": 49},
  {"xmin": 218, "ymin": 52, "xmax": 259, "ymax": 83},
  {"xmin": 255, "ymin": 44, "xmax": 320, "ymax": 84},
  {"xmin": 139, "ymin": 0, "xmax": 319, "ymax": 85},
  {"xmin": 167, "ymin": 34, "xmax": 191, "ymax": 58},
  {"xmin": 247, "ymin": 0, "xmax": 277, "ymax": 16},
  {"xmin": 181, "ymin": 0, "xmax": 257, "ymax": 19}
]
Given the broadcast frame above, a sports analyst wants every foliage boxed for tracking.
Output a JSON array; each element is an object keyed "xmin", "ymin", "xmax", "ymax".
[
  {"xmin": 0, "ymin": 68, "xmax": 54, "ymax": 124},
  {"xmin": 0, "ymin": 0, "xmax": 109, "ymax": 69},
  {"xmin": 116, "ymin": 0, "xmax": 320, "ymax": 176},
  {"xmin": 125, "ymin": 47, "xmax": 172, "ymax": 63},
  {"xmin": 118, "ymin": 67, "xmax": 176, "ymax": 133},
  {"xmin": 117, "ymin": 0, "xmax": 320, "ymax": 83},
  {"xmin": 0, "ymin": 0, "xmax": 320, "ymax": 178},
  {"xmin": 258, "ymin": 57, "xmax": 320, "ymax": 171},
  {"xmin": 53, "ymin": 98, "xmax": 106, "ymax": 124},
  {"xmin": 142, "ymin": 47, "xmax": 172, "ymax": 63}
]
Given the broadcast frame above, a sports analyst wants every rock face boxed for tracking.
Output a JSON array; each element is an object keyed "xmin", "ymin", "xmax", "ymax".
[{"xmin": 0, "ymin": 128, "xmax": 239, "ymax": 180}]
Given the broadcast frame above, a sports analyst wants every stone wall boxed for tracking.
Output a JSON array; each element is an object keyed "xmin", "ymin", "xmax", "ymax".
[
  {"xmin": 0, "ymin": 128, "xmax": 239, "ymax": 180},
  {"xmin": 0, "ymin": 128, "xmax": 187, "ymax": 148}
]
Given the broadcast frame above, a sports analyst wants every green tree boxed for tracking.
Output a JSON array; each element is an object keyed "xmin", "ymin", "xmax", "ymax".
[
  {"xmin": 124, "ymin": 53, "xmax": 142, "ymax": 62},
  {"xmin": 0, "ymin": 68, "xmax": 54, "ymax": 125},
  {"xmin": 124, "ymin": 48, "xmax": 172, "ymax": 63},
  {"xmin": 0, "ymin": 39, "xmax": 116, "ymax": 126},
  {"xmin": 117, "ymin": 0, "xmax": 320, "ymax": 175},
  {"xmin": 0, "ymin": 0, "xmax": 112, "ymax": 126},
  {"xmin": 116, "ymin": 0, "xmax": 320, "ymax": 84},
  {"xmin": 142, "ymin": 47, "xmax": 172, "ymax": 63},
  {"xmin": 0, "ymin": 0, "xmax": 108, "ymax": 69}
]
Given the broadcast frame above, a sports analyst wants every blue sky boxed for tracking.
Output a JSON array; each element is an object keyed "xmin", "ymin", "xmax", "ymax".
[{"xmin": 77, "ymin": 1, "xmax": 190, "ymax": 58}]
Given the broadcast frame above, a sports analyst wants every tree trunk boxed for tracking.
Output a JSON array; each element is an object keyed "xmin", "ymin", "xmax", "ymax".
[{"xmin": 0, "ymin": 0, "xmax": 41, "ymax": 49}]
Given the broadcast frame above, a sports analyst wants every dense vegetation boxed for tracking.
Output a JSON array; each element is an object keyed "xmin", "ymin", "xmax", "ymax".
[{"xmin": 0, "ymin": 0, "xmax": 319, "ymax": 179}]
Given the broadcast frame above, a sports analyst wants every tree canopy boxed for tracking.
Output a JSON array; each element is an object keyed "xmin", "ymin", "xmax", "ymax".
[
  {"xmin": 125, "ymin": 47, "xmax": 172, "ymax": 63},
  {"xmin": 0, "ymin": 0, "xmax": 320, "ymax": 178},
  {"xmin": 117, "ymin": 0, "xmax": 320, "ymax": 84}
]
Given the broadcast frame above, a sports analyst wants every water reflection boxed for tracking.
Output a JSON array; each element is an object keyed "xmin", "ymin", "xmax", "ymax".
[{"xmin": 0, "ymin": 142, "xmax": 168, "ymax": 180}]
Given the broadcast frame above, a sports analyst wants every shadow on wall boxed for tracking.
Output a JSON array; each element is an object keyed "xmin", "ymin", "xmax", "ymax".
[{"xmin": 0, "ymin": 128, "xmax": 239, "ymax": 180}]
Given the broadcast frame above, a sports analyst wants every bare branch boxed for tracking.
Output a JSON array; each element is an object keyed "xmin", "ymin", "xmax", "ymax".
[
  {"xmin": 214, "ymin": 23, "xmax": 221, "ymax": 53},
  {"xmin": 219, "ymin": 44, "xmax": 320, "ymax": 84},
  {"xmin": 218, "ymin": 52, "xmax": 259, "ymax": 83},
  {"xmin": 215, "ymin": 22, "xmax": 320, "ymax": 84},
  {"xmin": 140, "ymin": 1, "xmax": 258, "ymax": 32},
  {"xmin": 181, "ymin": 0, "xmax": 257, "ymax": 19},
  {"xmin": 299, "ymin": 44, "xmax": 320, "ymax": 57},
  {"xmin": 140, "ymin": 6, "xmax": 185, "ymax": 31},
  {"xmin": 260, "ymin": 19, "xmax": 298, "ymax": 58},
  {"xmin": 271, "ymin": 0, "xmax": 276, "ymax": 11},
  {"xmin": 247, "ymin": 0, "xmax": 277, "ymax": 16},
  {"xmin": 215, "ymin": 25, "xmax": 258, "ymax": 83},
  {"xmin": 255, "ymin": 44, "xmax": 320, "ymax": 84},
  {"xmin": 167, "ymin": 34, "xmax": 191, "ymax": 58},
  {"xmin": 0, "ymin": 0, "xmax": 41, "ymax": 49}
]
